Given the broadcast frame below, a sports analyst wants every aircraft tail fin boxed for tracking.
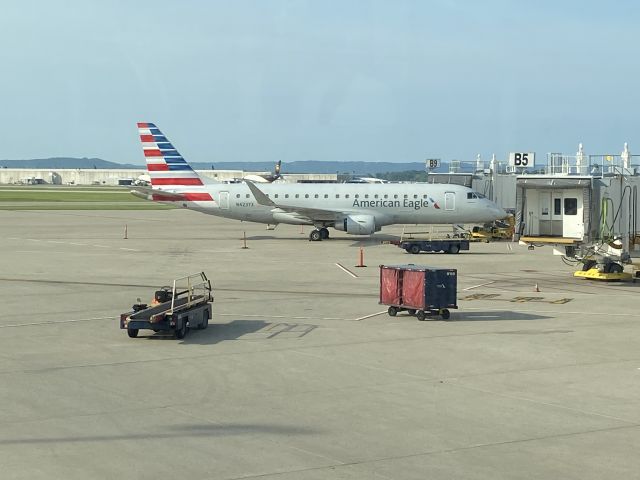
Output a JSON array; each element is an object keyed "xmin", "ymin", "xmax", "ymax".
[{"xmin": 137, "ymin": 122, "xmax": 211, "ymax": 188}]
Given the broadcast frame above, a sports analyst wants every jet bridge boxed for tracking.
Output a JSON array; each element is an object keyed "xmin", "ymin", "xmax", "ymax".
[{"xmin": 514, "ymin": 148, "xmax": 640, "ymax": 276}]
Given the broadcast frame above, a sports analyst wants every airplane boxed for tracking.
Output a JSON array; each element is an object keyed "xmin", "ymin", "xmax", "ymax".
[
  {"xmin": 243, "ymin": 160, "xmax": 282, "ymax": 183},
  {"xmin": 133, "ymin": 122, "xmax": 507, "ymax": 241}
]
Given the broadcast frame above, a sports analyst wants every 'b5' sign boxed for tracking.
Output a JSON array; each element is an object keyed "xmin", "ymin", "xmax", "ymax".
[{"xmin": 509, "ymin": 152, "xmax": 535, "ymax": 168}]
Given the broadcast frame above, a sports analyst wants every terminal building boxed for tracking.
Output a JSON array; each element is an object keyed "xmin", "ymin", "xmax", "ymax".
[{"xmin": 0, "ymin": 168, "xmax": 337, "ymax": 185}]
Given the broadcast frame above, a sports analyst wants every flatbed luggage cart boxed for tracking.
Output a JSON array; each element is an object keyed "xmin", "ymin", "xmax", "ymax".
[
  {"xmin": 379, "ymin": 264, "xmax": 457, "ymax": 320},
  {"xmin": 120, "ymin": 272, "xmax": 213, "ymax": 339}
]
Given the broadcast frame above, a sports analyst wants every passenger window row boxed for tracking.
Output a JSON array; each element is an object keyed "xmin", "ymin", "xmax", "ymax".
[{"xmin": 235, "ymin": 193, "xmax": 431, "ymax": 200}]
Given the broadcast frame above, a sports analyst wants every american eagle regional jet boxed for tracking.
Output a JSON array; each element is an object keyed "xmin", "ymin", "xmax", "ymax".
[{"xmin": 133, "ymin": 123, "xmax": 507, "ymax": 241}]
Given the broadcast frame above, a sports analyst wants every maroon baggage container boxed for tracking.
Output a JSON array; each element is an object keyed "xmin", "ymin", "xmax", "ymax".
[
  {"xmin": 379, "ymin": 264, "xmax": 457, "ymax": 320},
  {"xmin": 380, "ymin": 267, "xmax": 401, "ymax": 305}
]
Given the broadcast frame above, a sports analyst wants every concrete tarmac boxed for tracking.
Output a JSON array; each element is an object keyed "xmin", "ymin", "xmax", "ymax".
[{"xmin": 1, "ymin": 209, "xmax": 640, "ymax": 479}]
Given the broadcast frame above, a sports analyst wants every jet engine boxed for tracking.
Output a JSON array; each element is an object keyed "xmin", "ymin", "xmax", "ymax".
[{"xmin": 335, "ymin": 215, "xmax": 378, "ymax": 235}]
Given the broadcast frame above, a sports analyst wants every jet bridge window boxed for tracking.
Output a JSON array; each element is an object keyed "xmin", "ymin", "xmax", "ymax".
[
  {"xmin": 564, "ymin": 198, "xmax": 578, "ymax": 215},
  {"xmin": 554, "ymin": 198, "xmax": 561, "ymax": 215}
]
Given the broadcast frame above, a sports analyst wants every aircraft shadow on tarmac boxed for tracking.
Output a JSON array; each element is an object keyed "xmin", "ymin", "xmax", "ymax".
[
  {"xmin": 0, "ymin": 423, "xmax": 319, "ymax": 445},
  {"xmin": 245, "ymin": 233, "xmax": 399, "ymax": 246}
]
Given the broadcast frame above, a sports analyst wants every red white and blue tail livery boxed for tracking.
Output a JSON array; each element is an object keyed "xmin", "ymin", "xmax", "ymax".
[
  {"xmin": 136, "ymin": 122, "xmax": 213, "ymax": 201},
  {"xmin": 133, "ymin": 123, "xmax": 507, "ymax": 241}
]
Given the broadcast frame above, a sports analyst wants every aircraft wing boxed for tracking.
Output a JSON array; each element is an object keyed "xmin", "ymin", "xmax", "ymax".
[{"xmin": 245, "ymin": 180, "xmax": 346, "ymax": 222}]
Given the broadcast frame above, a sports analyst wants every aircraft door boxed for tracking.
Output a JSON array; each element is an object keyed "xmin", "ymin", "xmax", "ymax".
[
  {"xmin": 444, "ymin": 192, "xmax": 455, "ymax": 211},
  {"xmin": 218, "ymin": 191, "xmax": 229, "ymax": 209},
  {"xmin": 551, "ymin": 194, "xmax": 563, "ymax": 236},
  {"xmin": 561, "ymin": 190, "xmax": 582, "ymax": 238},
  {"xmin": 539, "ymin": 192, "xmax": 552, "ymax": 235}
]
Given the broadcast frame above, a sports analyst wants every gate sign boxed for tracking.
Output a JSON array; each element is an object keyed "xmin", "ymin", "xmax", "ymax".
[
  {"xmin": 426, "ymin": 158, "xmax": 440, "ymax": 170},
  {"xmin": 509, "ymin": 152, "xmax": 535, "ymax": 168}
]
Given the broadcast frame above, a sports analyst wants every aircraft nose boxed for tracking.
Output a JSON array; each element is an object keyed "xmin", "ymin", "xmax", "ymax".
[
  {"xmin": 487, "ymin": 202, "xmax": 507, "ymax": 220},
  {"xmin": 494, "ymin": 206, "xmax": 508, "ymax": 219}
]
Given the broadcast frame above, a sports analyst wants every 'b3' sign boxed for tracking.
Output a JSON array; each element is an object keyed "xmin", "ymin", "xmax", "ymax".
[{"xmin": 509, "ymin": 152, "xmax": 535, "ymax": 168}]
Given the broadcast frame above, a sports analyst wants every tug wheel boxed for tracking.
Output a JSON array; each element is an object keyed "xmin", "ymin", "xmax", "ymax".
[
  {"xmin": 607, "ymin": 263, "xmax": 623, "ymax": 274},
  {"xmin": 199, "ymin": 310, "xmax": 209, "ymax": 330},
  {"xmin": 174, "ymin": 321, "xmax": 188, "ymax": 339}
]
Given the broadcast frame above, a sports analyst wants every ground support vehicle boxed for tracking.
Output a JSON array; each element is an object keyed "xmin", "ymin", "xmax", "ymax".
[
  {"xmin": 379, "ymin": 264, "xmax": 458, "ymax": 321},
  {"xmin": 395, "ymin": 238, "xmax": 470, "ymax": 254},
  {"xmin": 470, "ymin": 217, "xmax": 515, "ymax": 242},
  {"xmin": 470, "ymin": 225, "xmax": 510, "ymax": 242},
  {"xmin": 392, "ymin": 224, "xmax": 470, "ymax": 254},
  {"xmin": 120, "ymin": 272, "xmax": 213, "ymax": 339}
]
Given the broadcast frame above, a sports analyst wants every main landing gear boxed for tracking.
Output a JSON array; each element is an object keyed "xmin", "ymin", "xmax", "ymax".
[{"xmin": 309, "ymin": 227, "xmax": 330, "ymax": 241}]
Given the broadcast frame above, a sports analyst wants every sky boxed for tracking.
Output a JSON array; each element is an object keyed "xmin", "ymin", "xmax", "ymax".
[{"xmin": 1, "ymin": 0, "xmax": 639, "ymax": 165}]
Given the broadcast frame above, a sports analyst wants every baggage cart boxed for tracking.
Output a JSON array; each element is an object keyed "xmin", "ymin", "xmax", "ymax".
[
  {"xmin": 120, "ymin": 272, "xmax": 213, "ymax": 339},
  {"xmin": 379, "ymin": 264, "xmax": 457, "ymax": 320}
]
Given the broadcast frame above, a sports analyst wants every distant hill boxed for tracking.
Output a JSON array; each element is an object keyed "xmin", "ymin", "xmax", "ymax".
[
  {"xmin": 191, "ymin": 161, "xmax": 437, "ymax": 175},
  {"xmin": 0, "ymin": 158, "xmax": 452, "ymax": 174}
]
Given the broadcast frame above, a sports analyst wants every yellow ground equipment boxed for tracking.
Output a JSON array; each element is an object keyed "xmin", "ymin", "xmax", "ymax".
[
  {"xmin": 470, "ymin": 216, "xmax": 514, "ymax": 242},
  {"xmin": 573, "ymin": 260, "xmax": 632, "ymax": 282}
]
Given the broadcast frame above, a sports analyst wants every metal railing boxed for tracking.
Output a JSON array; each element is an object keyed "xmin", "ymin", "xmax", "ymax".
[{"xmin": 169, "ymin": 272, "xmax": 212, "ymax": 314}]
